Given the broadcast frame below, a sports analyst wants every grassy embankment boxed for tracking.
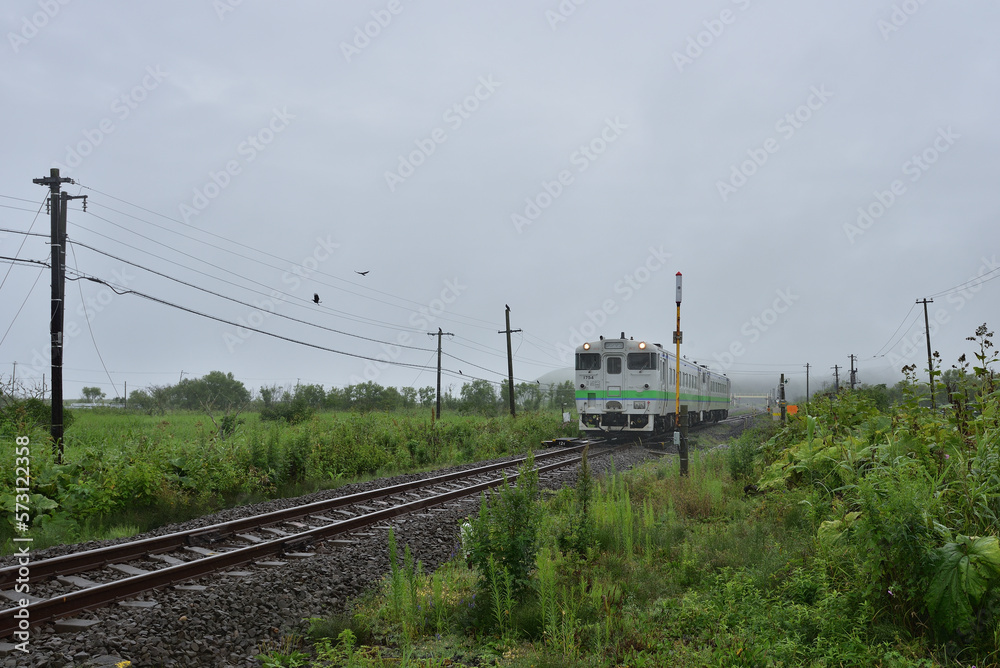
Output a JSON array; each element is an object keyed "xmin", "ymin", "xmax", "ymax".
[
  {"xmin": 271, "ymin": 358, "xmax": 1000, "ymax": 666},
  {"xmin": 1, "ymin": 409, "xmax": 575, "ymax": 554}
]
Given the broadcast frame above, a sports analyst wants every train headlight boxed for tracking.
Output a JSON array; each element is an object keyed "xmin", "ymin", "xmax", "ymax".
[
  {"xmin": 583, "ymin": 342, "xmax": 590, "ymax": 350},
  {"xmin": 638, "ymin": 341, "xmax": 646, "ymax": 349}
]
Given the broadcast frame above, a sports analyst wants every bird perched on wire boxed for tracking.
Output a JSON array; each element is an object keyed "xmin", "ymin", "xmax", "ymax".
[
  {"xmin": 313, "ymin": 293, "xmax": 321, "ymax": 304},
  {"xmin": 355, "ymin": 270, "xmax": 369, "ymax": 276}
]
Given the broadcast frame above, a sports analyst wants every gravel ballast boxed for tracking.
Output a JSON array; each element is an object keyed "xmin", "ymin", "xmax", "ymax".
[{"xmin": 2, "ymin": 445, "xmax": 671, "ymax": 667}]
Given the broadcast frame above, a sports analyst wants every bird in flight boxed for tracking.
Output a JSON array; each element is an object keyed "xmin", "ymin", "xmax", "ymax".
[
  {"xmin": 313, "ymin": 293, "xmax": 321, "ymax": 304},
  {"xmin": 355, "ymin": 270, "xmax": 369, "ymax": 276}
]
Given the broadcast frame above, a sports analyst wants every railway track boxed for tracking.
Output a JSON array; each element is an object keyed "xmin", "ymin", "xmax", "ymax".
[{"xmin": 1, "ymin": 440, "xmax": 614, "ymax": 640}]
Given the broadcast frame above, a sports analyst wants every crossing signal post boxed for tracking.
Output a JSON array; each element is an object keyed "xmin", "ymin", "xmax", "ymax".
[
  {"xmin": 674, "ymin": 272, "xmax": 682, "ymax": 428},
  {"xmin": 673, "ymin": 272, "xmax": 688, "ymax": 476}
]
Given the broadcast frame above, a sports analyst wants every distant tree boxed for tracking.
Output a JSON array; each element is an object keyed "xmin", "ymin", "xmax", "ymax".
[
  {"xmin": 259, "ymin": 384, "xmax": 282, "ymax": 408},
  {"xmin": 417, "ymin": 386, "xmax": 436, "ymax": 408},
  {"xmin": 400, "ymin": 386, "xmax": 417, "ymax": 408},
  {"xmin": 81, "ymin": 386, "xmax": 105, "ymax": 403},
  {"xmin": 516, "ymin": 382, "xmax": 543, "ymax": 411},
  {"xmin": 293, "ymin": 383, "xmax": 325, "ymax": 408},
  {"xmin": 460, "ymin": 379, "xmax": 499, "ymax": 416},
  {"xmin": 552, "ymin": 380, "xmax": 575, "ymax": 410},
  {"xmin": 325, "ymin": 386, "xmax": 350, "ymax": 411},
  {"xmin": 173, "ymin": 371, "xmax": 250, "ymax": 412}
]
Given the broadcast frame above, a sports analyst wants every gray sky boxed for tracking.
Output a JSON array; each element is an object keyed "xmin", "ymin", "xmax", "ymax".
[{"xmin": 1, "ymin": 1, "xmax": 998, "ymax": 403}]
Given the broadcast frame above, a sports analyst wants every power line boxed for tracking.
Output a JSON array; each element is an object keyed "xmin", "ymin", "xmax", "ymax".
[
  {"xmin": 75, "ymin": 184, "xmax": 501, "ymax": 331},
  {"xmin": 0, "ymin": 227, "xmax": 48, "ymax": 238},
  {"xmin": 0, "ymin": 251, "xmax": 49, "ymax": 348},
  {"xmin": 68, "ymin": 239, "xmax": 437, "ymax": 354},
  {"xmin": 55, "ymin": 263, "xmax": 502, "ymax": 381},
  {"xmin": 73, "ymin": 213, "xmax": 424, "ymax": 334},
  {"xmin": 926, "ymin": 266, "xmax": 1000, "ymax": 299},
  {"xmin": 869, "ymin": 304, "xmax": 919, "ymax": 359},
  {"xmin": 0, "ymin": 196, "xmax": 46, "ymax": 294},
  {"xmin": 69, "ymin": 243, "xmax": 120, "ymax": 398}
]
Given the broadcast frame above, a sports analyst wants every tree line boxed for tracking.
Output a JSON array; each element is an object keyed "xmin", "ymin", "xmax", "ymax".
[{"xmin": 122, "ymin": 371, "xmax": 576, "ymax": 418}]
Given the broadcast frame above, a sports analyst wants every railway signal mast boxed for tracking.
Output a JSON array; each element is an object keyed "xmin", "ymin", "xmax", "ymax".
[{"xmin": 673, "ymin": 272, "xmax": 682, "ymax": 429}]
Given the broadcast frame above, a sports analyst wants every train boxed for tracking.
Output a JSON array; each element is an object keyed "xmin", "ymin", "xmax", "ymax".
[{"xmin": 575, "ymin": 332, "xmax": 731, "ymax": 434}]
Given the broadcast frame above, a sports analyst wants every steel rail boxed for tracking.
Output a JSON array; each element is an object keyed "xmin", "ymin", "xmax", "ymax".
[
  {"xmin": 0, "ymin": 442, "xmax": 598, "ymax": 589},
  {"xmin": 1, "ymin": 448, "xmax": 605, "ymax": 637}
]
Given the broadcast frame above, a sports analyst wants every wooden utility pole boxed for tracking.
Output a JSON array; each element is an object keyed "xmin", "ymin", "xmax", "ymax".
[
  {"xmin": 426, "ymin": 327, "xmax": 453, "ymax": 419},
  {"xmin": 804, "ymin": 363, "xmax": 810, "ymax": 413},
  {"xmin": 917, "ymin": 298, "xmax": 935, "ymax": 408},
  {"xmin": 779, "ymin": 373, "xmax": 787, "ymax": 423},
  {"xmin": 849, "ymin": 354, "xmax": 857, "ymax": 391},
  {"xmin": 498, "ymin": 305, "xmax": 521, "ymax": 418},
  {"xmin": 33, "ymin": 169, "xmax": 72, "ymax": 461},
  {"xmin": 832, "ymin": 364, "xmax": 840, "ymax": 393}
]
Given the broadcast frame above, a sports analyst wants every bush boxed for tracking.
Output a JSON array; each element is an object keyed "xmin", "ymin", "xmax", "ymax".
[
  {"xmin": 466, "ymin": 451, "xmax": 542, "ymax": 601},
  {"xmin": 0, "ymin": 398, "xmax": 74, "ymax": 434},
  {"xmin": 260, "ymin": 397, "xmax": 314, "ymax": 424}
]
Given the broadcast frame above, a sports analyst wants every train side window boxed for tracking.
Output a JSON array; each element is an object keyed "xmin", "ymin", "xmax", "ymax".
[{"xmin": 607, "ymin": 357, "xmax": 622, "ymax": 374}]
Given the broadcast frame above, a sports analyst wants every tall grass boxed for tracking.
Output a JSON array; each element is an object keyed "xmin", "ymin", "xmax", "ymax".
[{"xmin": 0, "ymin": 410, "xmax": 573, "ymax": 554}]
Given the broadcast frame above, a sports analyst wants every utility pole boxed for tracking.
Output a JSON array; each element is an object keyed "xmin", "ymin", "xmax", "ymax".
[
  {"xmin": 10, "ymin": 361, "xmax": 15, "ymax": 395},
  {"xmin": 498, "ymin": 305, "xmax": 521, "ymax": 418},
  {"xmin": 804, "ymin": 363, "xmax": 810, "ymax": 413},
  {"xmin": 917, "ymin": 298, "xmax": 936, "ymax": 409},
  {"xmin": 849, "ymin": 354, "xmax": 857, "ymax": 391},
  {"xmin": 832, "ymin": 364, "xmax": 840, "ymax": 393},
  {"xmin": 779, "ymin": 373, "xmax": 787, "ymax": 422},
  {"xmin": 426, "ymin": 327, "xmax": 453, "ymax": 419},
  {"xmin": 33, "ymin": 168, "xmax": 76, "ymax": 462}
]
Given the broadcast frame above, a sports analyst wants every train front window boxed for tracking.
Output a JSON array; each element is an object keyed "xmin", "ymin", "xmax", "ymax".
[
  {"xmin": 576, "ymin": 353, "xmax": 601, "ymax": 371},
  {"xmin": 606, "ymin": 357, "xmax": 622, "ymax": 374},
  {"xmin": 627, "ymin": 353, "xmax": 657, "ymax": 370}
]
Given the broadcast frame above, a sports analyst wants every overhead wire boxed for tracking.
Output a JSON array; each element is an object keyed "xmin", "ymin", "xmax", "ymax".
[
  {"xmin": 68, "ymin": 243, "xmax": 120, "ymax": 397},
  {"xmin": 68, "ymin": 239, "xmax": 437, "ymax": 354},
  {"xmin": 0, "ymin": 195, "xmax": 46, "ymax": 293},
  {"xmin": 75, "ymin": 184, "xmax": 501, "ymax": 330},
  {"xmin": 73, "ymin": 212, "xmax": 426, "ymax": 333},
  {"xmin": 53, "ymin": 261, "xmax": 501, "ymax": 382}
]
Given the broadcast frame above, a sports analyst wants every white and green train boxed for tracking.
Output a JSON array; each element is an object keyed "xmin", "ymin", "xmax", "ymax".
[{"xmin": 575, "ymin": 333, "xmax": 731, "ymax": 434}]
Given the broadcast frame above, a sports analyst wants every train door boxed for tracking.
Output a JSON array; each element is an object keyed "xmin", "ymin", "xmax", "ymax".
[{"xmin": 605, "ymin": 354, "xmax": 623, "ymax": 408}]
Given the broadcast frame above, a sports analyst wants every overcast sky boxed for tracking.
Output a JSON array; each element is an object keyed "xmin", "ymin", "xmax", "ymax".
[{"xmin": 1, "ymin": 1, "xmax": 998, "ymax": 403}]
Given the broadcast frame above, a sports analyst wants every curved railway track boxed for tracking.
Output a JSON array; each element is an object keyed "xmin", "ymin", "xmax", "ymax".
[{"xmin": 1, "ymin": 440, "xmax": 616, "ymax": 639}]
